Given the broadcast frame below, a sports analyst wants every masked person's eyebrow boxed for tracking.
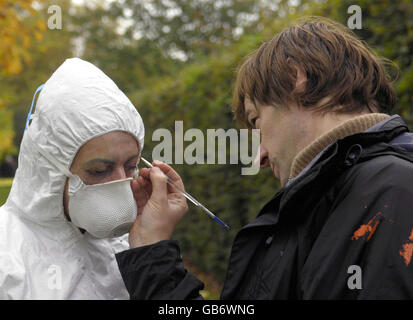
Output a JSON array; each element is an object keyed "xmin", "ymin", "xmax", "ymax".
[
  {"xmin": 83, "ymin": 158, "xmax": 115, "ymax": 168},
  {"xmin": 126, "ymin": 153, "xmax": 140, "ymax": 163}
]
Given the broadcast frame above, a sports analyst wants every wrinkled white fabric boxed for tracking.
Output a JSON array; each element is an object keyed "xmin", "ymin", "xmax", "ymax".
[{"xmin": 0, "ymin": 58, "xmax": 145, "ymax": 299}]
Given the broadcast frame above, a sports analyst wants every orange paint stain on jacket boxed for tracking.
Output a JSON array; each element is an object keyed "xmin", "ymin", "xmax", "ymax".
[
  {"xmin": 399, "ymin": 243, "xmax": 413, "ymax": 267},
  {"xmin": 399, "ymin": 228, "xmax": 413, "ymax": 266},
  {"xmin": 351, "ymin": 212, "xmax": 383, "ymax": 241},
  {"xmin": 409, "ymin": 229, "xmax": 413, "ymax": 241},
  {"xmin": 366, "ymin": 220, "xmax": 380, "ymax": 242}
]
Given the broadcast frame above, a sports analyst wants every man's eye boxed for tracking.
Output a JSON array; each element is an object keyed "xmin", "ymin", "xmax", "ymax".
[
  {"xmin": 251, "ymin": 117, "xmax": 258, "ymax": 127},
  {"xmin": 87, "ymin": 169, "xmax": 108, "ymax": 176},
  {"xmin": 127, "ymin": 165, "xmax": 137, "ymax": 171}
]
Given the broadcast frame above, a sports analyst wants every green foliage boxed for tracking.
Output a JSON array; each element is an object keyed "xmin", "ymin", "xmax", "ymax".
[
  {"xmin": 0, "ymin": 0, "xmax": 46, "ymax": 163},
  {"xmin": 0, "ymin": 0, "xmax": 46, "ymax": 75},
  {"xmin": 0, "ymin": 0, "xmax": 74, "ymax": 149},
  {"xmin": 112, "ymin": 0, "xmax": 272, "ymax": 60},
  {"xmin": 71, "ymin": 2, "xmax": 180, "ymax": 93}
]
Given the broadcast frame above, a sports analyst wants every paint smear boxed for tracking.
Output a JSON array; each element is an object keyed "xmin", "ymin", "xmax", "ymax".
[
  {"xmin": 409, "ymin": 229, "xmax": 413, "ymax": 241},
  {"xmin": 351, "ymin": 212, "xmax": 382, "ymax": 241},
  {"xmin": 366, "ymin": 220, "xmax": 380, "ymax": 242},
  {"xmin": 399, "ymin": 228, "xmax": 413, "ymax": 266},
  {"xmin": 399, "ymin": 243, "xmax": 413, "ymax": 267}
]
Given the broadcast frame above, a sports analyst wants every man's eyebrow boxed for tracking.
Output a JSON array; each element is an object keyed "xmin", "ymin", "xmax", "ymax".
[
  {"xmin": 83, "ymin": 158, "xmax": 115, "ymax": 168},
  {"xmin": 125, "ymin": 153, "xmax": 140, "ymax": 163},
  {"xmin": 83, "ymin": 153, "xmax": 140, "ymax": 168}
]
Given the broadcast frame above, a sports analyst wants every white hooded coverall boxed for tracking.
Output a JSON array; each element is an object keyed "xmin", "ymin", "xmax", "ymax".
[{"xmin": 0, "ymin": 58, "xmax": 145, "ymax": 299}]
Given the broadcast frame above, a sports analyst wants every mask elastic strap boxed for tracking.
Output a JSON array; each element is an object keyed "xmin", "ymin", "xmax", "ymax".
[{"xmin": 25, "ymin": 83, "xmax": 45, "ymax": 131}]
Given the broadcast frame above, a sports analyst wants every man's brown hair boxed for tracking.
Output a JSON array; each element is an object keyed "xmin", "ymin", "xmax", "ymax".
[{"xmin": 233, "ymin": 17, "xmax": 397, "ymax": 127}]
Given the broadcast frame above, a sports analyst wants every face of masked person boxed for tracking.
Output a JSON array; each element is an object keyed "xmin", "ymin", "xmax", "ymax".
[{"xmin": 63, "ymin": 131, "xmax": 140, "ymax": 238}]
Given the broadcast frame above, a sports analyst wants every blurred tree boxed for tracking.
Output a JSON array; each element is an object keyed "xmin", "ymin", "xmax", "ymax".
[
  {"xmin": 70, "ymin": 1, "xmax": 180, "ymax": 93},
  {"xmin": 0, "ymin": 0, "xmax": 74, "ymax": 150},
  {"xmin": 111, "ymin": 0, "xmax": 283, "ymax": 60},
  {"xmin": 0, "ymin": 0, "xmax": 46, "ymax": 75},
  {"xmin": 0, "ymin": 0, "xmax": 46, "ymax": 161}
]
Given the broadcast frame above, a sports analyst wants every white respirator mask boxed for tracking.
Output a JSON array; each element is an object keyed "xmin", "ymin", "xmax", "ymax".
[{"xmin": 67, "ymin": 174, "xmax": 137, "ymax": 238}]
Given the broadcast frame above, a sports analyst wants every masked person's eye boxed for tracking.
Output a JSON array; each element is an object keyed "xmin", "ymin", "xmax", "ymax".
[
  {"xmin": 126, "ymin": 165, "xmax": 137, "ymax": 172},
  {"xmin": 124, "ymin": 163, "xmax": 137, "ymax": 178},
  {"xmin": 87, "ymin": 169, "xmax": 109, "ymax": 177}
]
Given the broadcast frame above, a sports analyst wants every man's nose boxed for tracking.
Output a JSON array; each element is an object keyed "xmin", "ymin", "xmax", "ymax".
[
  {"xmin": 254, "ymin": 144, "xmax": 270, "ymax": 169},
  {"xmin": 112, "ymin": 167, "xmax": 127, "ymax": 180}
]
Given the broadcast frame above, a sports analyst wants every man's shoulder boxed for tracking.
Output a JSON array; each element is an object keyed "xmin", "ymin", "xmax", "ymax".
[
  {"xmin": 341, "ymin": 152, "xmax": 413, "ymax": 193},
  {"xmin": 359, "ymin": 151, "xmax": 413, "ymax": 174}
]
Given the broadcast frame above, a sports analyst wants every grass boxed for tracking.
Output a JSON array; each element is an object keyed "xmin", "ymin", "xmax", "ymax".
[{"xmin": 0, "ymin": 178, "xmax": 12, "ymax": 206}]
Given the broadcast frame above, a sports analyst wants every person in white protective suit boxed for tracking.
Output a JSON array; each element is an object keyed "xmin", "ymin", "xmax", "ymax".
[{"xmin": 0, "ymin": 57, "xmax": 146, "ymax": 299}]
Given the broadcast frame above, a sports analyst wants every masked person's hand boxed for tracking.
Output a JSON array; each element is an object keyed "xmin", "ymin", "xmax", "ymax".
[{"xmin": 129, "ymin": 160, "xmax": 188, "ymax": 248}]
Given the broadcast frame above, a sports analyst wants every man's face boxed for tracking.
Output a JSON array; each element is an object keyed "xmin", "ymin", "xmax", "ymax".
[
  {"xmin": 245, "ymin": 97, "xmax": 309, "ymax": 185},
  {"xmin": 63, "ymin": 131, "xmax": 140, "ymax": 219}
]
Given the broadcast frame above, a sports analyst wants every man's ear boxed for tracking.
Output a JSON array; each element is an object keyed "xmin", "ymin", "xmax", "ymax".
[
  {"xmin": 287, "ymin": 58, "xmax": 307, "ymax": 93},
  {"xmin": 294, "ymin": 65, "xmax": 307, "ymax": 93}
]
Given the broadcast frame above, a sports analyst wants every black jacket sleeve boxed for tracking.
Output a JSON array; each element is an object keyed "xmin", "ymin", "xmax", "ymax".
[{"xmin": 115, "ymin": 240, "xmax": 204, "ymax": 300}]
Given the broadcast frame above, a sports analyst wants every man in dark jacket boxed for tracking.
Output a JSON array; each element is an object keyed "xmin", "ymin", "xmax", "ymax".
[{"xmin": 116, "ymin": 17, "xmax": 413, "ymax": 299}]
